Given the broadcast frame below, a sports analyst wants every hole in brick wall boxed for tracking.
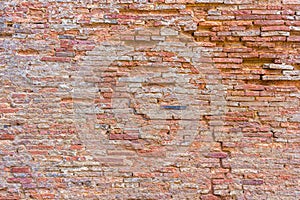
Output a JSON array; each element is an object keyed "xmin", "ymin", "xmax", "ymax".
[
  {"xmin": 17, "ymin": 49, "xmax": 39, "ymax": 55},
  {"xmin": 245, "ymin": 79, "xmax": 300, "ymax": 88},
  {"xmin": 242, "ymin": 58, "xmax": 275, "ymax": 64},
  {"xmin": 3, "ymin": 125, "xmax": 11, "ymax": 129},
  {"xmin": 0, "ymin": 31, "xmax": 13, "ymax": 37},
  {"xmin": 294, "ymin": 64, "xmax": 300, "ymax": 70},
  {"xmin": 6, "ymin": 22, "xmax": 13, "ymax": 27},
  {"xmin": 290, "ymin": 31, "xmax": 300, "ymax": 36}
]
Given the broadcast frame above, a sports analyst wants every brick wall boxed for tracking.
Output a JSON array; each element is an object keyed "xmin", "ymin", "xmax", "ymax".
[{"xmin": 0, "ymin": 0, "xmax": 299, "ymax": 199}]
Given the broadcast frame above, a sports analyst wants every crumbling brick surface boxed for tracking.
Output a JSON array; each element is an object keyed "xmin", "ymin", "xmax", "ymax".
[{"xmin": 0, "ymin": 0, "xmax": 299, "ymax": 199}]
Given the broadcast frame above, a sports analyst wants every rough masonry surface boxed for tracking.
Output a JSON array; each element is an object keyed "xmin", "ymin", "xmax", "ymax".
[{"xmin": 0, "ymin": 0, "xmax": 300, "ymax": 199}]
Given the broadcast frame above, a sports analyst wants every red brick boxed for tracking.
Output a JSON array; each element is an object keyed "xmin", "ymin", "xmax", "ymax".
[
  {"xmin": 223, "ymin": 47, "xmax": 252, "ymax": 53},
  {"xmin": 224, "ymin": 0, "xmax": 253, "ymax": 4},
  {"xmin": 201, "ymin": 194, "xmax": 221, "ymax": 200},
  {"xmin": 261, "ymin": 26, "xmax": 290, "ymax": 31},
  {"xmin": 198, "ymin": 21, "xmax": 222, "ymax": 27},
  {"xmin": 287, "ymin": 36, "xmax": 300, "ymax": 41},
  {"xmin": 206, "ymin": 152, "xmax": 228, "ymax": 158},
  {"xmin": 0, "ymin": 134, "xmax": 15, "ymax": 140},
  {"xmin": 242, "ymin": 179, "xmax": 264, "ymax": 185},
  {"xmin": 70, "ymin": 145, "xmax": 83, "ymax": 150},
  {"xmin": 28, "ymin": 150, "xmax": 48, "ymax": 155},
  {"xmin": 228, "ymin": 52, "xmax": 259, "ymax": 58},
  {"xmin": 0, "ymin": 108, "xmax": 19, "ymax": 113},
  {"xmin": 229, "ymin": 26, "xmax": 246, "ymax": 31},
  {"xmin": 11, "ymin": 167, "xmax": 30, "ymax": 173},
  {"xmin": 41, "ymin": 56, "xmax": 71, "ymax": 62},
  {"xmin": 244, "ymin": 84, "xmax": 265, "ymax": 91},
  {"xmin": 245, "ymin": 91, "xmax": 260, "ymax": 96},
  {"xmin": 267, "ymin": 15, "xmax": 284, "ymax": 20},
  {"xmin": 236, "ymin": 15, "xmax": 265, "ymax": 20},
  {"xmin": 254, "ymin": 20, "xmax": 285, "ymax": 25},
  {"xmin": 212, "ymin": 179, "xmax": 234, "ymax": 184},
  {"xmin": 109, "ymin": 134, "xmax": 124, "ymax": 140},
  {"xmin": 40, "ymin": 194, "xmax": 56, "ymax": 199},
  {"xmin": 11, "ymin": 93, "xmax": 26, "ymax": 98},
  {"xmin": 242, "ymin": 37, "xmax": 271, "ymax": 42},
  {"xmin": 7, "ymin": 178, "xmax": 32, "ymax": 184},
  {"xmin": 123, "ymin": 134, "xmax": 139, "ymax": 140},
  {"xmin": 0, "ymin": 103, "xmax": 8, "ymax": 108}
]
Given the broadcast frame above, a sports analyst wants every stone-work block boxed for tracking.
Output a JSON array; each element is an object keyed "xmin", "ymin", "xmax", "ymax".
[
  {"xmin": 160, "ymin": 27, "xmax": 179, "ymax": 36},
  {"xmin": 263, "ymin": 63, "xmax": 294, "ymax": 70}
]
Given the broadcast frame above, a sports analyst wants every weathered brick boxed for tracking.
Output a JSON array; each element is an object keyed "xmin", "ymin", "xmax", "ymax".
[
  {"xmin": 55, "ymin": 52, "xmax": 75, "ymax": 57},
  {"xmin": 0, "ymin": 134, "xmax": 15, "ymax": 140},
  {"xmin": 213, "ymin": 58, "xmax": 243, "ymax": 63},
  {"xmin": 206, "ymin": 152, "xmax": 228, "ymax": 158},
  {"xmin": 201, "ymin": 194, "xmax": 221, "ymax": 200},
  {"xmin": 242, "ymin": 179, "xmax": 264, "ymax": 185},
  {"xmin": 252, "ymin": 10, "xmax": 281, "ymax": 15},
  {"xmin": 244, "ymin": 84, "xmax": 265, "ymax": 91},
  {"xmin": 7, "ymin": 178, "xmax": 32, "ymax": 184},
  {"xmin": 287, "ymin": 36, "xmax": 300, "ymax": 41},
  {"xmin": 263, "ymin": 63, "xmax": 294, "ymax": 70},
  {"xmin": 196, "ymin": 0, "xmax": 224, "ymax": 3},
  {"xmin": 224, "ymin": 0, "xmax": 253, "ymax": 4},
  {"xmin": 160, "ymin": 27, "xmax": 178, "ymax": 36},
  {"xmin": 283, "ymin": 0, "xmax": 300, "ymax": 4},
  {"xmin": 254, "ymin": 20, "xmax": 285, "ymax": 25},
  {"xmin": 41, "ymin": 56, "xmax": 71, "ymax": 62},
  {"xmin": 11, "ymin": 167, "xmax": 30, "ymax": 173},
  {"xmin": 261, "ymin": 31, "xmax": 290, "ymax": 37},
  {"xmin": 261, "ymin": 26, "xmax": 290, "ymax": 31},
  {"xmin": 109, "ymin": 134, "xmax": 124, "ymax": 140},
  {"xmin": 232, "ymin": 30, "xmax": 260, "ymax": 36},
  {"xmin": 236, "ymin": 15, "xmax": 265, "ymax": 20}
]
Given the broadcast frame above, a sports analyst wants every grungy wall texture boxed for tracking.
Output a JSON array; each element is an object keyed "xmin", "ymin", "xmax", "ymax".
[{"xmin": 0, "ymin": 0, "xmax": 300, "ymax": 199}]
